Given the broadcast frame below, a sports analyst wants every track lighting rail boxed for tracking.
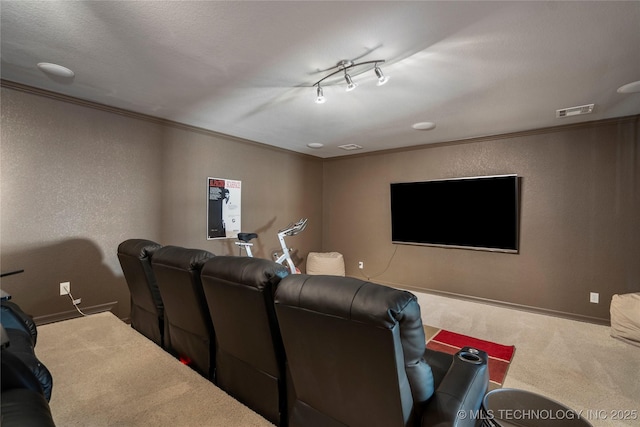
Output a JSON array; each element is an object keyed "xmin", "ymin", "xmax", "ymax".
[
  {"xmin": 312, "ymin": 59, "xmax": 388, "ymax": 103},
  {"xmin": 312, "ymin": 59, "xmax": 386, "ymax": 88}
]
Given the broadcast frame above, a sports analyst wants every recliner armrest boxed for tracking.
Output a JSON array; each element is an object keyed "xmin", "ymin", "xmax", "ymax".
[
  {"xmin": 1, "ymin": 301, "xmax": 38, "ymax": 345},
  {"xmin": 2, "ymin": 328, "xmax": 53, "ymax": 401},
  {"xmin": 1, "ymin": 389, "xmax": 56, "ymax": 427},
  {"xmin": 421, "ymin": 346, "xmax": 489, "ymax": 427}
]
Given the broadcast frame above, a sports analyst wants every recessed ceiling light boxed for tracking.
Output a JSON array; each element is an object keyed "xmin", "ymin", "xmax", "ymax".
[
  {"xmin": 617, "ymin": 80, "xmax": 640, "ymax": 94},
  {"xmin": 307, "ymin": 143, "xmax": 324, "ymax": 149},
  {"xmin": 412, "ymin": 122, "xmax": 436, "ymax": 131},
  {"xmin": 37, "ymin": 62, "xmax": 75, "ymax": 78}
]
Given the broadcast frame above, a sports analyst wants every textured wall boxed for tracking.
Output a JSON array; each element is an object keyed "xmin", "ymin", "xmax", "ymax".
[
  {"xmin": 0, "ymin": 86, "xmax": 322, "ymax": 320},
  {"xmin": 155, "ymin": 125, "xmax": 323, "ymax": 261},
  {"xmin": 1, "ymin": 88, "xmax": 164, "ymax": 320},
  {"xmin": 322, "ymin": 117, "xmax": 640, "ymax": 323},
  {"xmin": 3, "ymin": 83, "xmax": 638, "ymax": 324}
]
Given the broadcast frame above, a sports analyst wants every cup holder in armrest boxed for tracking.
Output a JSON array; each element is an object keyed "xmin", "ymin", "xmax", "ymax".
[{"xmin": 457, "ymin": 347, "xmax": 483, "ymax": 364}]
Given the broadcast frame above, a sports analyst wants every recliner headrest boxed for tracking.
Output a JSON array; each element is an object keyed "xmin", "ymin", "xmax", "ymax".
[
  {"xmin": 117, "ymin": 239, "xmax": 162, "ymax": 259},
  {"xmin": 201, "ymin": 256, "xmax": 289, "ymax": 290},
  {"xmin": 275, "ymin": 274, "xmax": 418, "ymax": 330},
  {"xmin": 152, "ymin": 246, "xmax": 214, "ymax": 270}
]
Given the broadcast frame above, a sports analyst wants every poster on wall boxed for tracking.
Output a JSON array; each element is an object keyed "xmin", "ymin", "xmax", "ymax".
[{"xmin": 207, "ymin": 177, "xmax": 241, "ymax": 239}]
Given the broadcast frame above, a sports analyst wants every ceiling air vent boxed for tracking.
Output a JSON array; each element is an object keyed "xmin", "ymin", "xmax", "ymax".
[
  {"xmin": 556, "ymin": 103, "xmax": 595, "ymax": 118},
  {"xmin": 338, "ymin": 144, "xmax": 363, "ymax": 151}
]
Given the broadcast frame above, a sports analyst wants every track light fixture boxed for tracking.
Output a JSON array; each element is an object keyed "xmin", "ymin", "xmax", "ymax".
[
  {"xmin": 344, "ymin": 72, "xmax": 357, "ymax": 91},
  {"xmin": 312, "ymin": 59, "xmax": 388, "ymax": 103},
  {"xmin": 315, "ymin": 85, "xmax": 326, "ymax": 104},
  {"xmin": 374, "ymin": 65, "xmax": 389, "ymax": 86}
]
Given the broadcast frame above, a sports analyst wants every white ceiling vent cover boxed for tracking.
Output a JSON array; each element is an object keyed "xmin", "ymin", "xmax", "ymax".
[
  {"xmin": 338, "ymin": 144, "xmax": 363, "ymax": 151},
  {"xmin": 556, "ymin": 104, "xmax": 595, "ymax": 118}
]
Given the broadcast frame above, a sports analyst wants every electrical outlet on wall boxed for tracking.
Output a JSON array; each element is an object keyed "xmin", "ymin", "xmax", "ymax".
[
  {"xmin": 60, "ymin": 281, "xmax": 70, "ymax": 296},
  {"xmin": 589, "ymin": 292, "xmax": 599, "ymax": 304},
  {"xmin": 358, "ymin": 261, "xmax": 364, "ymax": 269}
]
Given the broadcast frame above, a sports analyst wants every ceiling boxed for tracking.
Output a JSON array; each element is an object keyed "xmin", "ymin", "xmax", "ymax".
[{"xmin": 2, "ymin": 1, "xmax": 639, "ymax": 158}]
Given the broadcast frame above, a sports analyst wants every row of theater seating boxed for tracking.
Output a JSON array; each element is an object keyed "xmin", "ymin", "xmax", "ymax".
[{"xmin": 117, "ymin": 239, "xmax": 490, "ymax": 427}]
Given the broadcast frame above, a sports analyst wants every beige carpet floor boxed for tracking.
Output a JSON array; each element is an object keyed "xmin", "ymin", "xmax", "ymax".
[
  {"xmin": 36, "ymin": 312, "xmax": 274, "ymax": 427},
  {"xmin": 36, "ymin": 293, "xmax": 640, "ymax": 427},
  {"xmin": 415, "ymin": 292, "xmax": 640, "ymax": 427}
]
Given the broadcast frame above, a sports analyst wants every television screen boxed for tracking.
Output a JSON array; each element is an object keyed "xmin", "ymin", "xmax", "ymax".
[{"xmin": 390, "ymin": 174, "xmax": 520, "ymax": 253}]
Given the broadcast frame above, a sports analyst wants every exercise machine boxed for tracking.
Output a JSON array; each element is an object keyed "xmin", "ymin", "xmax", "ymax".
[{"xmin": 235, "ymin": 218, "xmax": 308, "ymax": 274}]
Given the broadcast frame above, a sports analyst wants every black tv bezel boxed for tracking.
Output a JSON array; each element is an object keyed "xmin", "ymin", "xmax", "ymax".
[{"xmin": 390, "ymin": 174, "xmax": 520, "ymax": 254}]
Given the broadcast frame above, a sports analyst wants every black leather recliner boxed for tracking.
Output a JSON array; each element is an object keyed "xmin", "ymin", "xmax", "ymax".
[
  {"xmin": 151, "ymin": 245, "xmax": 216, "ymax": 379},
  {"xmin": 1, "ymin": 300, "xmax": 56, "ymax": 427},
  {"xmin": 117, "ymin": 239, "xmax": 167, "ymax": 348},
  {"xmin": 274, "ymin": 275, "xmax": 489, "ymax": 427},
  {"xmin": 1, "ymin": 300, "xmax": 53, "ymax": 402},
  {"xmin": 1, "ymin": 341, "xmax": 57, "ymax": 427},
  {"xmin": 200, "ymin": 256, "xmax": 291, "ymax": 426}
]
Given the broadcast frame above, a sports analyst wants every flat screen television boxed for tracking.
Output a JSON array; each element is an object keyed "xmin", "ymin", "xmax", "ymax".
[{"xmin": 390, "ymin": 174, "xmax": 520, "ymax": 253}]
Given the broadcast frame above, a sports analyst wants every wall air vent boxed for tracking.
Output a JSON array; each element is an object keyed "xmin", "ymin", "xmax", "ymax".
[
  {"xmin": 338, "ymin": 144, "xmax": 363, "ymax": 151},
  {"xmin": 556, "ymin": 104, "xmax": 595, "ymax": 118}
]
